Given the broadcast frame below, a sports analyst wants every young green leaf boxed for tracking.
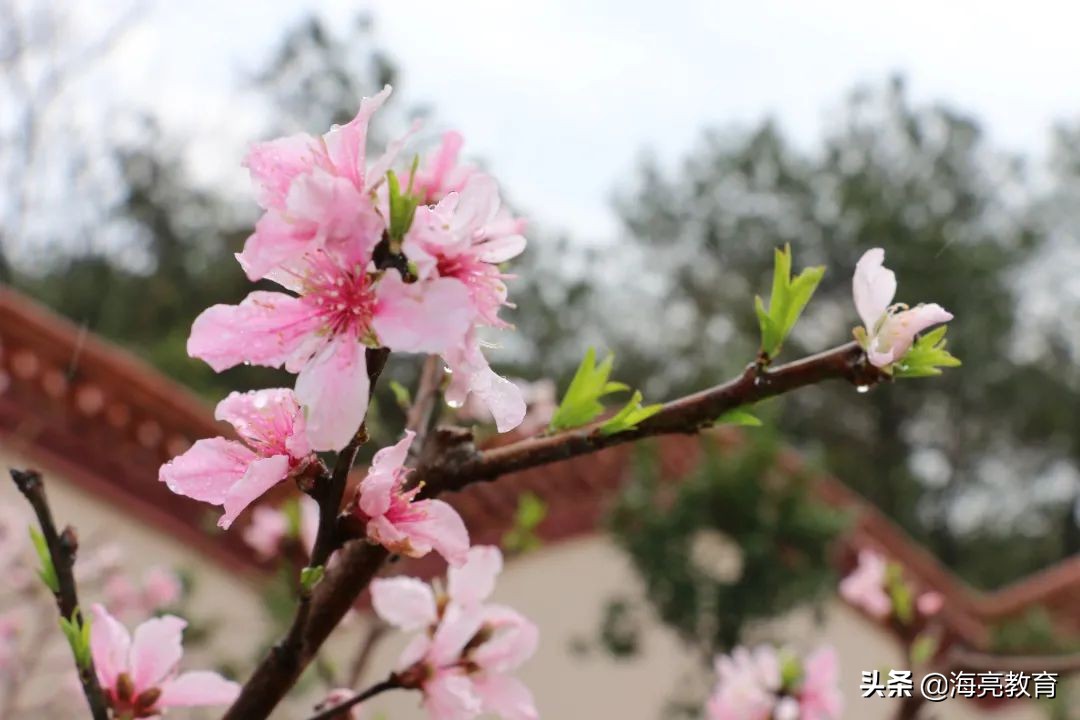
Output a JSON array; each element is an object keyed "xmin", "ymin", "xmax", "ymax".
[
  {"xmin": 29, "ymin": 526, "xmax": 59, "ymax": 593},
  {"xmin": 755, "ymin": 244, "xmax": 825, "ymax": 359},
  {"xmin": 599, "ymin": 390, "xmax": 663, "ymax": 436},
  {"xmin": 388, "ymin": 380, "xmax": 412, "ymax": 411},
  {"xmin": 549, "ymin": 348, "xmax": 629, "ymax": 431},
  {"xmin": 59, "ymin": 608, "xmax": 93, "ymax": 669},
  {"xmin": 909, "ymin": 632, "xmax": 940, "ymax": 666},
  {"xmin": 502, "ymin": 493, "xmax": 548, "ymax": 555},
  {"xmin": 300, "ymin": 565, "xmax": 325, "ymax": 593},
  {"xmin": 386, "ymin": 170, "xmax": 421, "ymax": 246},
  {"xmin": 715, "ymin": 407, "xmax": 762, "ymax": 427},
  {"xmin": 892, "ymin": 326, "xmax": 962, "ymax": 378}
]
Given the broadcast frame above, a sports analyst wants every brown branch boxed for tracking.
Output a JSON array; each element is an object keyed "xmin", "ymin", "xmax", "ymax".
[
  {"xmin": 9, "ymin": 469, "xmax": 109, "ymax": 720},
  {"xmin": 305, "ymin": 676, "xmax": 402, "ymax": 720},
  {"xmin": 279, "ymin": 348, "xmax": 390, "ymax": 671},
  {"xmin": 225, "ymin": 341, "xmax": 883, "ymax": 719}
]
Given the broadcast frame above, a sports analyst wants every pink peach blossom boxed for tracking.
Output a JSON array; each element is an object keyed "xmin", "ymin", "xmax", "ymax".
[
  {"xmin": 707, "ymin": 645, "xmax": 843, "ymax": 720},
  {"xmin": 853, "ymin": 248, "xmax": 953, "ymax": 368},
  {"xmin": 238, "ymin": 86, "xmax": 404, "ymax": 282},
  {"xmin": 188, "ymin": 248, "xmax": 474, "ymax": 451},
  {"xmin": 404, "ymin": 175, "xmax": 526, "ymax": 329},
  {"xmin": 355, "ymin": 431, "xmax": 469, "ymax": 566},
  {"xmin": 799, "ymin": 647, "xmax": 844, "ymax": 720},
  {"xmin": 242, "ymin": 505, "xmax": 290, "ymax": 560},
  {"xmin": 159, "ymin": 389, "xmax": 314, "ymax": 528},
  {"xmin": 242, "ymin": 496, "xmax": 320, "ymax": 560},
  {"xmin": 370, "ymin": 546, "xmax": 538, "ymax": 720},
  {"xmin": 839, "ymin": 549, "xmax": 893, "ymax": 620},
  {"xmin": 89, "ymin": 604, "xmax": 239, "ymax": 717}
]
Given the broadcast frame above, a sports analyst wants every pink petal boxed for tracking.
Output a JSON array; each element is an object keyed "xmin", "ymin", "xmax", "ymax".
[
  {"xmin": 397, "ymin": 633, "xmax": 433, "ymax": 673},
  {"xmin": 90, "ymin": 604, "xmax": 130, "ymax": 691},
  {"xmin": 872, "ymin": 303, "xmax": 954, "ymax": 367},
  {"xmin": 917, "ymin": 591, "xmax": 944, "ymax": 616},
  {"xmin": 475, "ymin": 232, "xmax": 527, "ymax": 264},
  {"xmin": 322, "ymin": 85, "xmax": 391, "ymax": 188},
  {"xmin": 366, "ymin": 119, "xmax": 422, "ymax": 189},
  {"xmin": 214, "ymin": 389, "xmax": 305, "ymax": 455},
  {"xmin": 423, "ymin": 669, "xmax": 481, "ymax": 720},
  {"xmin": 414, "ymin": 130, "xmax": 470, "ymax": 202},
  {"xmin": 285, "ymin": 169, "xmax": 383, "ymax": 259},
  {"xmin": 219, "ymin": 454, "xmax": 292, "ymax": 529},
  {"xmin": 452, "ymin": 175, "xmax": 500, "ymax": 233},
  {"xmin": 242, "ymin": 506, "xmax": 288, "ymax": 559},
  {"xmin": 852, "ymin": 248, "xmax": 896, "ymax": 332},
  {"xmin": 448, "ymin": 545, "xmax": 503, "ymax": 607},
  {"xmin": 429, "ymin": 603, "xmax": 484, "ymax": 667},
  {"xmin": 471, "ymin": 605, "xmax": 539, "ymax": 674},
  {"xmin": 295, "ymin": 334, "xmax": 369, "ymax": 452},
  {"xmin": 188, "ymin": 291, "xmax": 322, "ymax": 373},
  {"xmin": 159, "ymin": 438, "xmax": 256, "ymax": 506},
  {"xmin": 159, "ymin": 671, "xmax": 241, "ymax": 708},
  {"xmin": 473, "ymin": 674, "xmax": 538, "ymax": 720},
  {"xmin": 394, "ymin": 499, "xmax": 470, "ymax": 566},
  {"xmin": 142, "ymin": 567, "xmax": 183, "ymax": 609},
  {"xmin": 299, "ymin": 495, "xmax": 320, "ymax": 557},
  {"xmin": 357, "ymin": 431, "xmax": 415, "ymax": 517},
  {"xmin": 243, "ymin": 132, "xmax": 323, "ymax": 210},
  {"xmin": 369, "ymin": 577, "xmax": 438, "ymax": 631},
  {"xmin": 236, "ymin": 210, "xmax": 317, "ymax": 283},
  {"xmin": 370, "ymin": 430, "xmax": 415, "ymax": 476},
  {"xmin": 444, "ymin": 339, "xmax": 526, "ymax": 433},
  {"xmin": 129, "ymin": 615, "xmax": 187, "ymax": 691},
  {"xmin": 372, "ymin": 273, "xmax": 473, "ymax": 354}
]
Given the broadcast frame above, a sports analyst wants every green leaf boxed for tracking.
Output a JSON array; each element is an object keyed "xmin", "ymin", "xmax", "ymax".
[
  {"xmin": 755, "ymin": 244, "xmax": 825, "ymax": 359},
  {"xmin": 599, "ymin": 391, "xmax": 663, "ymax": 436},
  {"xmin": 300, "ymin": 565, "xmax": 325, "ymax": 593},
  {"xmin": 885, "ymin": 563, "xmax": 914, "ymax": 625},
  {"xmin": 715, "ymin": 407, "xmax": 762, "ymax": 427},
  {"xmin": 891, "ymin": 325, "xmax": 962, "ymax": 378},
  {"xmin": 29, "ymin": 526, "xmax": 59, "ymax": 593},
  {"xmin": 389, "ymin": 380, "xmax": 412, "ymax": 411},
  {"xmin": 502, "ymin": 493, "xmax": 549, "ymax": 555},
  {"xmin": 386, "ymin": 170, "xmax": 421, "ymax": 245},
  {"xmin": 59, "ymin": 608, "xmax": 92, "ymax": 669},
  {"xmin": 549, "ymin": 348, "xmax": 629, "ymax": 431},
  {"xmin": 910, "ymin": 632, "xmax": 940, "ymax": 665}
]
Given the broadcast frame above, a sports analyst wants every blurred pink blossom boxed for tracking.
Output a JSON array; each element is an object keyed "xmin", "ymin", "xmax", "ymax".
[
  {"xmin": 90, "ymin": 604, "xmax": 239, "ymax": 717},
  {"xmin": 853, "ymin": 248, "xmax": 953, "ymax": 368},
  {"xmin": 370, "ymin": 546, "xmax": 538, "ymax": 720}
]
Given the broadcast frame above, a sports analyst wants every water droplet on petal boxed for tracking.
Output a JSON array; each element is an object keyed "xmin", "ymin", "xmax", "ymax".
[
  {"xmin": 446, "ymin": 398, "xmax": 463, "ymax": 409},
  {"xmin": 856, "ymin": 385, "xmax": 870, "ymax": 394}
]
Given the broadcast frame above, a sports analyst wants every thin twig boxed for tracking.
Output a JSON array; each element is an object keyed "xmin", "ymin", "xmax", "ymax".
[
  {"xmin": 9, "ymin": 469, "xmax": 109, "ymax": 720},
  {"xmin": 224, "ymin": 341, "xmax": 883, "ymax": 720},
  {"xmin": 305, "ymin": 676, "xmax": 402, "ymax": 720},
  {"xmin": 345, "ymin": 622, "xmax": 389, "ymax": 689}
]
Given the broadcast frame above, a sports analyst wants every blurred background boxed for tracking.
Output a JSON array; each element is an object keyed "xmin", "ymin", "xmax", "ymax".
[{"xmin": 3, "ymin": 1, "xmax": 1080, "ymax": 718}]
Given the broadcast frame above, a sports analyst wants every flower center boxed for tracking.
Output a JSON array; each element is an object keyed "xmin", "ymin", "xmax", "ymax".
[{"xmin": 303, "ymin": 251, "xmax": 377, "ymax": 340}]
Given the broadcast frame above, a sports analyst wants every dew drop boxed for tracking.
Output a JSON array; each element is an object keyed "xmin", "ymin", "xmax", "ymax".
[
  {"xmin": 856, "ymin": 385, "xmax": 870, "ymax": 394},
  {"xmin": 446, "ymin": 398, "xmax": 463, "ymax": 409}
]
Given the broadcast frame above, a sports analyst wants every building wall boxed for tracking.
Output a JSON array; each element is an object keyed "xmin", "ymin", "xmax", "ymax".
[
  {"xmin": 359, "ymin": 536, "xmax": 1047, "ymax": 720},
  {"xmin": 0, "ymin": 444, "xmax": 1052, "ymax": 719}
]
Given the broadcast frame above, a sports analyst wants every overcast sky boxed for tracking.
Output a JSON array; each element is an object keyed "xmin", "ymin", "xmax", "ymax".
[{"xmin": 100, "ymin": 0, "xmax": 1080, "ymax": 240}]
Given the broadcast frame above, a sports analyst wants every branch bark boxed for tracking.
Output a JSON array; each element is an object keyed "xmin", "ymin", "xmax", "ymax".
[
  {"xmin": 225, "ymin": 341, "xmax": 883, "ymax": 719},
  {"xmin": 9, "ymin": 469, "xmax": 109, "ymax": 720}
]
